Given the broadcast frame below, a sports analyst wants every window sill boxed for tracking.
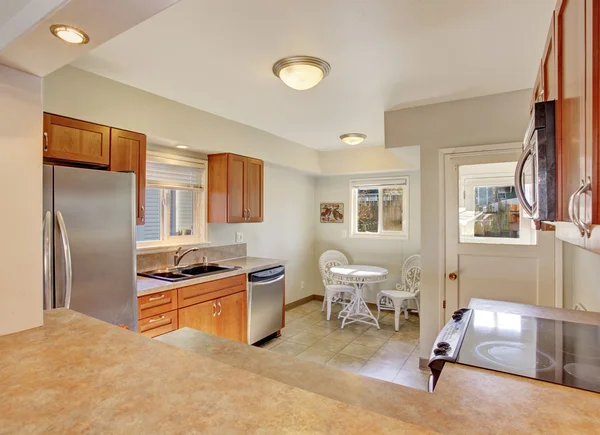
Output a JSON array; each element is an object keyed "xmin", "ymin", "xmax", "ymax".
[
  {"xmin": 136, "ymin": 240, "xmax": 211, "ymax": 254},
  {"xmin": 349, "ymin": 233, "xmax": 409, "ymax": 240}
]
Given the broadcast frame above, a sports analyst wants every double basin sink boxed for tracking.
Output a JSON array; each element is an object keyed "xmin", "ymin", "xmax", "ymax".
[{"xmin": 139, "ymin": 263, "xmax": 241, "ymax": 282}]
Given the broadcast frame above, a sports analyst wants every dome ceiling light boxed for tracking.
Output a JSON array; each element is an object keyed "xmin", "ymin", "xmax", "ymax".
[
  {"xmin": 272, "ymin": 56, "xmax": 331, "ymax": 90},
  {"xmin": 340, "ymin": 133, "xmax": 367, "ymax": 146},
  {"xmin": 50, "ymin": 25, "xmax": 90, "ymax": 44}
]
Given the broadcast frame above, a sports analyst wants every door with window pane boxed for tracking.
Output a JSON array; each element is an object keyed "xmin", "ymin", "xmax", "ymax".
[{"xmin": 444, "ymin": 147, "xmax": 555, "ymax": 318}]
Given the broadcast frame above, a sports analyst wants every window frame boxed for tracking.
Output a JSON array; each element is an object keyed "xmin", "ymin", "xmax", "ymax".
[
  {"xmin": 136, "ymin": 151, "xmax": 208, "ymax": 250},
  {"xmin": 349, "ymin": 176, "xmax": 409, "ymax": 240}
]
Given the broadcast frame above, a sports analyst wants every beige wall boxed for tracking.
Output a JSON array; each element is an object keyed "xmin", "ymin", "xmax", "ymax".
[
  {"xmin": 43, "ymin": 66, "xmax": 321, "ymax": 174},
  {"xmin": 384, "ymin": 89, "xmax": 532, "ymax": 358},
  {"xmin": 209, "ymin": 163, "xmax": 316, "ymax": 304},
  {"xmin": 0, "ymin": 65, "xmax": 43, "ymax": 335},
  {"xmin": 319, "ymin": 146, "xmax": 419, "ymax": 175},
  {"xmin": 313, "ymin": 171, "xmax": 421, "ymax": 303},
  {"xmin": 563, "ymin": 242, "xmax": 600, "ymax": 312}
]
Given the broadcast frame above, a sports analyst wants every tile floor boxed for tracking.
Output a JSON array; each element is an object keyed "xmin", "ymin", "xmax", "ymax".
[{"xmin": 257, "ymin": 299, "xmax": 429, "ymax": 391}]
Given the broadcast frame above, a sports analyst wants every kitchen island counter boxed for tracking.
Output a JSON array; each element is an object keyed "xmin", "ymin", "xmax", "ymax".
[{"xmin": 0, "ymin": 309, "xmax": 431, "ymax": 435}]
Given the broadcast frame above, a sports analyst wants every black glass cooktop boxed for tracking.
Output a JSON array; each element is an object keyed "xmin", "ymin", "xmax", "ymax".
[{"xmin": 456, "ymin": 310, "xmax": 600, "ymax": 394}]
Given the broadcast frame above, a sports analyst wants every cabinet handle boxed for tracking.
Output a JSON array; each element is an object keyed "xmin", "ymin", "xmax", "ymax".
[
  {"xmin": 141, "ymin": 205, "xmax": 145, "ymax": 223},
  {"xmin": 217, "ymin": 301, "xmax": 222, "ymax": 316},
  {"xmin": 212, "ymin": 302, "xmax": 217, "ymax": 317},
  {"xmin": 576, "ymin": 177, "xmax": 592, "ymax": 238},
  {"xmin": 43, "ymin": 132, "xmax": 49, "ymax": 152},
  {"xmin": 247, "ymin": 209, "xmax": 251, "ymax": 221},
  {"xmin": 148, "ymin": 315, "xmax": 165, "ymax": 323},
  {"xmin": 148, "ymin": 294, "xmax": 165, "ymax": 302},
  {"xmin": 570, "ymin": 180, "xmax": 587, "ymax": 236}
]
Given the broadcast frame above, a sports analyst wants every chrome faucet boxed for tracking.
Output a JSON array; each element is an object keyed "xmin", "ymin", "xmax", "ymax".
[
  {"xmin": 174, "ymin": 247, "xmax": 199, "ymax": 266},
  {"xmin": 203, "ymin": 255, "xmax": 208, "ymax": 266}
]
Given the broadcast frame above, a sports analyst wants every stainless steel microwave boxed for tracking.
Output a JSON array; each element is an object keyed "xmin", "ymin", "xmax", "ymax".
[{"xmin": 514, "ymin": 100, "xmax": 556, "ymax": 221}]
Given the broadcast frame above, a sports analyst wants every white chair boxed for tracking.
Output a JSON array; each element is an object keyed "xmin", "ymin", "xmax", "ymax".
[
  {"xmin": 318, "ymin": 250, "xmax": 356, "ymax": 321},
  {"xmin": 376, "ymin": 254, "xmax": 421, "ymax": 331}
]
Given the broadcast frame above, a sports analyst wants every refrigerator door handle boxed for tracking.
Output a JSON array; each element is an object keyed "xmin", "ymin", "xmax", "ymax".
[
  {"xmin": 43, "ymin": 211, "xmax": 53, "ymax": 310},
  {"xmin": 56, "ymin": 211, "xmax": 73, "ymax": 309}
]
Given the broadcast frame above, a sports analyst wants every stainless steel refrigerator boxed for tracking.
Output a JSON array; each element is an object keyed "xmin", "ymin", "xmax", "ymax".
[{"xmin": 43, "ymin": 165, "xmax": 137, "ymax": 330}]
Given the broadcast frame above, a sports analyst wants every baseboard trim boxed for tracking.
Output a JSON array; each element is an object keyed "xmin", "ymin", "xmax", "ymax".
[{"xmin": 284, "ymin": 295, "xmax": 315, "ymax": 310}]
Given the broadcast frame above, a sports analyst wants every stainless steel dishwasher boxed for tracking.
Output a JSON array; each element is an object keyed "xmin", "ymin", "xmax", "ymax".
[{"xmin": 247, "ymin": 266, "xmax": 285, "ymax": 344}]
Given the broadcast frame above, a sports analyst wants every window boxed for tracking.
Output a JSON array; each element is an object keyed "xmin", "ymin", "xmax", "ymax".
[
  {"xmin": 350, "ymin": 177, "xmax": 409, "ymax": 239},
  {"xmin": 136, "ymin": 152, "xmax": 207, "ymax": 247}
]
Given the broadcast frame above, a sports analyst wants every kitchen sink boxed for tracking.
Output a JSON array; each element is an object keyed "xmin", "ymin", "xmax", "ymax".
[{"xmin": 138, "ymin": 263, "xmax": 241, "ymax": 282}]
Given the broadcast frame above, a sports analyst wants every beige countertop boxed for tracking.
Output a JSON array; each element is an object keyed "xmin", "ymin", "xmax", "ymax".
[
  {"xmin": 137, "ymin": 256, "xmax": 285, "ymax": 296},
  {"xmin": 0, "ymin": 309, "xmax": 432, "ymax": 435},
  {"xmin": 158, "ymin": 326, "xmax": 600, "ymax": 435}
]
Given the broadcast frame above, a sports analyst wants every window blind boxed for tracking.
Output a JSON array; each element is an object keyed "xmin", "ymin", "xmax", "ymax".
[
  {"xmin": 351, "ymin": 177, "xmax": 408, "ymax": 189},
  {"xmin": 146, "ymin": 160, "xmax": 204, "ymax": 190}
]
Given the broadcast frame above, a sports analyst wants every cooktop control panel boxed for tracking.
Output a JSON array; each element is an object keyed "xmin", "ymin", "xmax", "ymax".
[{"xmin": 428, "ymin": 308, "xmax": 472, "ymax": 372}]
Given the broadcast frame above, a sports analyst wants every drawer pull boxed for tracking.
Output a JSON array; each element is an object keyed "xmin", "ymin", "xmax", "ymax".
[
  {"xmin": 148, "ymin": 315, "xmax": 165, "ymax": 323},
  {"xmin": 212, "ymin": 302, "xmax": 217, "ymax": 317},
  {"xmin": 148, "ymin": 294, "xmax": 165, "ymax": 302},
  {"xmin": 217, "ymin": 301, "xmax": 222, "ymax": 316}
]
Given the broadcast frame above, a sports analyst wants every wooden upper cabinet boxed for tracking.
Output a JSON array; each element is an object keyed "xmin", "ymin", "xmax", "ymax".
[
  {"xmin": 43, "ymin": 113, "xmax": 110, "ymax": 166},
  {"xmin": 555, "ymin": 0, "xmax": 587, "ymax": 223},
  {"xmin": 530, "ymin": 67, "xmax": 543, "ymax": 114},
  {"xmin": 246, "ymin": 158, "xmax": 264, "ymax": 222},
  {"xmin": 109, "ymin": 128, "xmax": 147, "ymax": 225},
  {"xmin": 227, "ymin": 154, "xmax": 248, "ymax": 223},
  {"xmin": 208, "ymin": 153, "xmax": 264, "ymax": 223}
]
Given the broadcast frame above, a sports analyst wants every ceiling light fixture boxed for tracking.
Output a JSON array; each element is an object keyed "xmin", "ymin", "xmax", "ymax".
[
  {"xmin": 50, "ymin": 24, "xmax": 90, "ymax": 44},
  {"xmin": 340, "ymin": 133, "xmax": 367, "ymax": 146},
  {"xmin": 272, "ymin": 56, "xmax": 331, "ymax": 90},
  {"xmin": 176, "ymin": 145, "xmax": 188, "ymax": 149}
]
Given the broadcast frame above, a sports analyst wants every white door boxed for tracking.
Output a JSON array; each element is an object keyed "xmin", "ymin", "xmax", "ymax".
[{"xmin": 444, "ymin": 145, "xmax": 555, "ymax": 317}]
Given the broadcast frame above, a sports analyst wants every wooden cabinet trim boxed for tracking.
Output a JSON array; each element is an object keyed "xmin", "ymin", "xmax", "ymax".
[
  {"xmin": 138, "ymin": 289, "xmax": 178, "ymax": 320},
  {"xmin": 178, "ymin": 274, "xmax": 247, "ymax": 308}
]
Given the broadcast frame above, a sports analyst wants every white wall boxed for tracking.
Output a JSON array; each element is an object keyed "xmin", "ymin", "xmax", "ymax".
[
  {"xmin": 0, "ymin": 65, "xmax": 43, "ymax": 335},
  {"xmin": 43, "ymin": 66, "xmax": 321, "ymax": 174},
  {"xmin": 313, "ymin": 171, "xmax": 421, "ymax": 303},
  {"xmin": 209, "ymin": 163, "xmax": 316, "ymax": 304},
  {"xmin": 384, "ymin": 89, "xmax": 532, "ymax": 358},
  {"xmin": 563, "ymin": 242, "xmax": 600, "ymax": 312}
]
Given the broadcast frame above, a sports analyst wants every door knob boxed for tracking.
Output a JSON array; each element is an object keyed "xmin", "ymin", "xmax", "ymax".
[{"xmin": 448, "ymin": 272, "xmax": 458, "ymax": 281}]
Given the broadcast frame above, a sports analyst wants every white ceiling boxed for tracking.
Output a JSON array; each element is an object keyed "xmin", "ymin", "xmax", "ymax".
[{"xmin": 72, "ymin": 0, "xmax": 555, "ymax": 151}]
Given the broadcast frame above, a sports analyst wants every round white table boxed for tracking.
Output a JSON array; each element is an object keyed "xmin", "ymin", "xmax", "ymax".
[{"xmin": 329, "ymin": 265, "xmax": 388, "ymax": 329}]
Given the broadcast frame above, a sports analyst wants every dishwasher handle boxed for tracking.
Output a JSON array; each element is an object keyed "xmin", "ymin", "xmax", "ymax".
[
  {"xmin": 251, "ymin": 274, "xmax": 284, "ymax": 287},
  {"xmin": 249, "ymin": 266, "xmax": 285, "ymax": 283}
]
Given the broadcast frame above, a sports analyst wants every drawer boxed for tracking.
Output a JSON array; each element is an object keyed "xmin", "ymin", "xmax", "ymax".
[
  {"xmin": 138, "ymin": 289, "xmax": 178, "ymax": 320},
  {"xmin": 178, "ymin": 274, "xmax": 246, "ymax": 308},
  {"xmin": 138, "ymin": 309, "xmax": 178, "ymax": 338}
]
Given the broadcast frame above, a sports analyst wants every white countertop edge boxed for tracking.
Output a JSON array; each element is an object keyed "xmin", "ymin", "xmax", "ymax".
[{"xmin": 136, "ymin": 257, "xmax": 286, "ymax": 297}]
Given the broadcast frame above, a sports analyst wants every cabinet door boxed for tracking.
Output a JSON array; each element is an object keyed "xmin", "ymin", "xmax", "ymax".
[
  {"xmin": 542, "ymin": 14, "xmax": 557, "ymax": 102},
  {"xmin": 217, "ymin": 291, "xmax": 247, "ymax": 343},
  {"xmin": 43, "ymin": 113, "xmax": 110, "ymax": 166},
  {"xmin": 227, "ymin": 154, "xmax": 247, "ymax": 223},
  {"xmin": 246, "ymin": 158, "xmax": 264, "ymax": 223},
  {"xmin": 556, "ymin": 0, "xmax": 587, "ymax": 222},
  {"xmin": 178, "ymin": 299, "xmax": 218, "ymax": 335},
  {"xmin": 110, "ymin": 128, "xmax": 147, "ymax": 225}
]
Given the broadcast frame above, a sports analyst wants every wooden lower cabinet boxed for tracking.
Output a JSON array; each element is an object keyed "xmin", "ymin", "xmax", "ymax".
[
  {"xmin": 179, "ymin": 291, "xmax": 247, "ymax": 343},
  {"xmin": 139, "ymin": 309, "xmax": 178, "ymax": 338}
]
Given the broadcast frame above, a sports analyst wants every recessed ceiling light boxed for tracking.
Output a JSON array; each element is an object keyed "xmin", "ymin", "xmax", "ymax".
[
  {"xmin": 340, "ymin": 133, "xmax": 367, "ymax": 146},
  {"xmin": 272, "ymin": 56, "xmax": 331, "ymax": 90},
  {"xmin": 176, "ymin": 145, "xmax": 188, "ymax": 149},
  {"xmin": 50, "ymin": 25, "xmax": 90, "ymax": 44}
]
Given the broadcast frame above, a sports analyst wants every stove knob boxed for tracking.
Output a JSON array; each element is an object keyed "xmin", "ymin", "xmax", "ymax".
[
  {"xmin": 433, "ymin": 348, "xmax": 447, "ymax": 356},
  {"xmin": 437, "ymin": 341, "xmax": 450, "ymax": 350},
  {"xmin": 452, "ymin": 313, "xmax": 462, "ymax": 322}
]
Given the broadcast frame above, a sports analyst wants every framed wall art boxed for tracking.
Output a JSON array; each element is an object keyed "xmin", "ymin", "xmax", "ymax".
[{"xmin": 320, "ymin": 203, "xmax": 344, "ymax": 223}]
